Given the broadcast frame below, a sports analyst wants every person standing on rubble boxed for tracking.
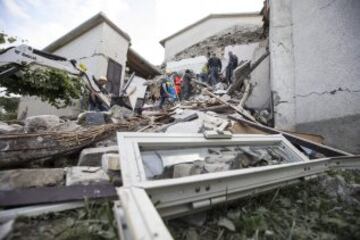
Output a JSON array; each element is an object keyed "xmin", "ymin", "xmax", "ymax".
[
  {"xmin": 199, "ymin": 64, "xmax": 209, "ymax": 83},
  {"xmin": 225, "ymin": 51, "xmax": 238, "ymax": 84},
  {"xmin": 88, "ymin": 76, "xmax": 110, "ymax": 111},
  {"xmin": 159, "ymin": 74, "xmax": 176, "ymax": 109},
  {"xmin": 207, "ymin": 53, "xmax": 222, "ymax": 86},
  {"xmin": 182, "ymin": 69, "xmax": 193, "ymax": 100}
]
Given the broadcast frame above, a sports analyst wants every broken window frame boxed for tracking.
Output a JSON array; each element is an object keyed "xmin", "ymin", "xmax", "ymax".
[
  {"xmin": 114, "ymin": 187, "xmax": 173, "ymax": 240},
  {"xmin": 118, "ymin": 132, "xmax": 309, "ymax": 186},
  {"xmin": 117, "ymin": 132, "xmax": 313, "ymax": 217}
]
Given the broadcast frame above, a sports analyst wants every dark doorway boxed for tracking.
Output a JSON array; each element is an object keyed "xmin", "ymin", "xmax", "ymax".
[{"xmin": 106, "ymin": 59, "xmax": 122, "ymax": 96}]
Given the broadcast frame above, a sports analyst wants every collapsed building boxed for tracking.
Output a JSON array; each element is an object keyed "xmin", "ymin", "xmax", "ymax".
[
  {"xmin": 17, "ymin": 12, "xmax": 160, "ymax": 119},
  {"xmin": 161, "ymin": 0, "xmax": 360, "ymax": 154},
  {"xmin": 0, "ymin": 0, "xmax": 360, "ymax": 239}
]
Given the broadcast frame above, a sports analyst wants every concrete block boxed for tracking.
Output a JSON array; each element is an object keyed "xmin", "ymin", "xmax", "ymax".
[
  {"xmin": 101, "ymin": 153, "xmax": 120, "ymax": 171},
  {"xmin": 173, "ymin": 164, "xmax": 193, "ymax": 178},
  {"xmin": 65, "ymin": 167, "xmax": 109, "ymax": 186},
  {"xmin": 78, "ymin": 146, "xmax": 118, "ymax": 166}
]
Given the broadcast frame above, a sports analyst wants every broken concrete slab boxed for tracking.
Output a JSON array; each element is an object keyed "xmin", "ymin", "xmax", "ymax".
[
  {"xmin": 0, "ymin": 169, "xmax": 64, "ymax": 191},
  {"xmin": 24, "ymin": 115, "xmax": 61, "ymax": 133},
  {"xmin": 166, "ymin": 119, "xmax": 203, "ymax": 133},
  {"xmin": 65, "ymin": 167, "xmax": 110, "ymax": 186},
  {"xmin": 109, "ymin": 105, "xmax": 133, "ymax": 120},
  {"xmin": 126, "ymin": 76, "xmax": 147, "ymax": 110},
  {"xmin": 245, "ymin": 41, "xmax": 271, "ymax": 110},
  {"xmin": 78, "ymin": 146, "xmax": 118, "ymax": 166}
]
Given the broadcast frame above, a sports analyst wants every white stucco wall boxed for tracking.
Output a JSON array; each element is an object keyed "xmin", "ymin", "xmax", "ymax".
[
  {"xmin": 17, "ymin": 22, "xmax": 130, "ymax": 119},
  {"xmin": 99, "ymin": 23, "xmax": 129, "ymax": 89},
  {"xmin": 163, "ymin": 15, "xmax": 262, "ymax": 61},
  {"xmin": 291, "ymin": 0, "xmax": 360, "ymax": 124},
  {"xmin": 270, "ymin": 0, "xmax": 360, "ymax": 127},
  {"xmin": 269, "ymin": 0, "xmax": 360, "ymax": 152}
]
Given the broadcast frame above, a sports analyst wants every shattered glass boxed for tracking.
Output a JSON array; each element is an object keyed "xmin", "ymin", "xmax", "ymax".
[{"xmin": 141, "ymin": 143, "xmax": 302, "ymax": 180}]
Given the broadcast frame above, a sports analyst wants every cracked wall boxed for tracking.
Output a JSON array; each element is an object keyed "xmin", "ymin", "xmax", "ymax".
[
  {"xmin": 270, "ymin": 0, "xmax": 360, "ymax": 152},
  {"xmin": 292, "ymin": 0, "xmax": 360, "ymax": 123},
  {"xmin": 269, "ymin": 0, "xmax": 296, "ymax": 130}
]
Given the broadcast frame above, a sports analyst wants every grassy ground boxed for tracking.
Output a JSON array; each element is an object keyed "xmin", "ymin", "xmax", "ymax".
[
  {"xmin": 167, "ymin": 170, "xmax": 360, "ymax": 240},
  {"xmin": 5, "ymin": 202, "xmax": 118, "ymax": 240}
]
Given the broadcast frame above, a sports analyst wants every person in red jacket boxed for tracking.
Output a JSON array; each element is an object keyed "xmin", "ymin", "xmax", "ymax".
[{"xmin": 173, "ymin": 72, "xmax": 182, "ymax": 99}]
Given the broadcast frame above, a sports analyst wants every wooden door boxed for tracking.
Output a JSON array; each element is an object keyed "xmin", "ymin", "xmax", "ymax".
[{"xmin": 106, "ymin": 59, "xmax": 122, "ymax": 96}]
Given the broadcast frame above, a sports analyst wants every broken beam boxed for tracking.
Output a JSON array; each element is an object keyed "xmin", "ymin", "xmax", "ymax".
[
  {"xmin": 229, "ymin": 114, "xmax": 352, "ymax": 157},
  {"xmin": 203, "ymin": 89, "xmax": 257, "ymax": 122}
]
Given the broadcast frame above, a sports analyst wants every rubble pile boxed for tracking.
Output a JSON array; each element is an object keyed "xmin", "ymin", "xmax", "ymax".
[
  {"xmin": 172, "ymin": 25, "xmax": 263, "ymax": 61},
  {"xmin": 1, "ymin": 3, "xmax": 358, "ymax": 238}
]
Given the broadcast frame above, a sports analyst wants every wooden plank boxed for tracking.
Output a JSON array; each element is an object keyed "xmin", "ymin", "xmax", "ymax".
[
  {"xmin": 0, "ymin": 184, "xmax": 117, "ymax": 207},
  {"xmin": 203, "ymin": 89, "xmax": 257, "ymax": 122}
]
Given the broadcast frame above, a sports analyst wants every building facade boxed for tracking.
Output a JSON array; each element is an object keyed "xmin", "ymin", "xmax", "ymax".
[{"xmin": 160, "ymin": 13, "xmax": 262, "ymax": 61}]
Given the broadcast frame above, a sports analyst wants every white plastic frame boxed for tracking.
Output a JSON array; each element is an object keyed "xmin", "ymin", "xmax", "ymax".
[{"xmin": 118, "ymin": 133, "xmax": 309, "ymax": 186}]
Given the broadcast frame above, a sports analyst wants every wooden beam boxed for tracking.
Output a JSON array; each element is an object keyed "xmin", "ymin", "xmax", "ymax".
[
  {"xmin": 0, "ymin": 184, "xmax": 117, "ymax": 207},
  {"xmin": 203, "ymin": 89, "xmax": 257, "ymax": 122}
]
